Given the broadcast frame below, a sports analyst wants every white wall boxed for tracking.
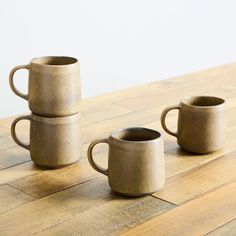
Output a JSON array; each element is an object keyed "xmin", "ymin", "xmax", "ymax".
[{"xmin": 1, "ymin": 0, "xmax": 236, "ymax": 118}]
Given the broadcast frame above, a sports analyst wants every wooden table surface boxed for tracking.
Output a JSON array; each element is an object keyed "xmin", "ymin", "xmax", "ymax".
[{"xmin": 1, "ymin": 63, "xmax": 236, "ymax": 236}]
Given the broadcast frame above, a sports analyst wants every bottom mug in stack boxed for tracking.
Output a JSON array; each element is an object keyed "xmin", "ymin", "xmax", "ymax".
[{"xmin": 11, "ymin": 113, "xmax": 82, "ymax": 168}]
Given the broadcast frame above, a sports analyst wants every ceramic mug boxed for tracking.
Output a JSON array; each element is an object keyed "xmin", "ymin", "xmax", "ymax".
[
  {"xmin": 11, "ymin": 113, "xmax": 82, "ymax": 168},
  {"xmin": 9, "ymin": 56, "xmax": 81, "ymax": 117},
  {"xmin": 87, "ymin": 127, "xmax": 165, "ymax": 196},
  {"xmin": 161, "ymin": 96, "xmax": 226, "ymax": 154}
]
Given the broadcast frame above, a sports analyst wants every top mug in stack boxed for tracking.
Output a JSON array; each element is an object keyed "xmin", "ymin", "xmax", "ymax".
[{"xmin": 9, "ymin": 56, "xmax": 81, "ymax": 117}]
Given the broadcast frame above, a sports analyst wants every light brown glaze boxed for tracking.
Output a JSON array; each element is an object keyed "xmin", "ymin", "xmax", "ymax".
[
  {"xmin": 11, "ymin": 113, "xmax": 82, "ymax": 168},
  {"xmin": 9, "ymin": 56, "xmax": 81, "ymax": 117},
  {"xmin": 87, "ymin": 127, "xmax": 165, "ymax": 196},
  {"xmin": 161, "ymin": 96, "xmax": 226, "ymax": 154}
]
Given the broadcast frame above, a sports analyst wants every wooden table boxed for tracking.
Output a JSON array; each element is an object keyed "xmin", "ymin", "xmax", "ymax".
[{"xmin": 0, "ymin": 63, "xmax": 236, "ymax": 236}]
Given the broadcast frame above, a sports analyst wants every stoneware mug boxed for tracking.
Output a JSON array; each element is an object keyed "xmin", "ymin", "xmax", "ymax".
[
  {"xmin": 9, "ymin": 56, "xmax": 81, "ymax": 117},
  {"xmin": 11, "ymin": 113, "xmax": 82, "ymax": 168},
  {"xmin": 161, "ymin": 96, "xmax": 226, "ymax": 154},
  {"xmin": 87, "ymin": 127, "xmax": 165, "ymax": 196}
]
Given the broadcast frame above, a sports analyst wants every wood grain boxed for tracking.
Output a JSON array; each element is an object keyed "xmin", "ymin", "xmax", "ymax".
[
  {"xmin": 207, "ymin": 218, "xmax": 236, "ymax": 236},
  {"xmin": 0, "ymin": 126, "xmax": 15, "ymax": 150},
  {"xmin": 122, "ymin": 181, "xmax": 236, "ymax": 236},
  {"xmin": 0, "ymin": 146, "xmax": 30, "ymax": 170},
  {"xmin": 0, "ymin": 184, "xmax": 34, "ymax": 214},
  {"xmin": 153, "ymin": 150, "xmax": 236, "ymax": 204},
  {"xmin": 0, "ymin": 177, "xmax": 174, "ymax": 236},
  {"xmin": 9, "ymin": 158, "xmax": 100, "ymax": 198},
  {"xmin": 35, "ymin": 196, "xmax": 174, "ymax": 236},
  {"xmin": 0, "ymin": 161, "xmax": 40, "ymax": 185}
]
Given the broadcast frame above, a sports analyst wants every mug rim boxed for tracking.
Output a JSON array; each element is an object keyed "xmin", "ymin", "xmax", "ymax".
[
  {"xmin": 110, "ymin": 127, "xmax": 162, "ymax": 143},
  {"xmin": 181, "ymin": 96, "xmax": 225, "ymax": 108},
  {"xmin": 30, "ymin": 56, "xmax": 79, "ymax": 67}
]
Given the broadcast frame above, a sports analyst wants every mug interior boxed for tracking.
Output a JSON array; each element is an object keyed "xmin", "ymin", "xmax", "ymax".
[
  {"xmin": 32, "ymin": 56, "xmax": 78, "ymax": 66},
  {"xmin": 112, "ymin": 127, "xmax": 161, "ymax": 142},
  {"xmin": 182, "ymin": 96, "xmax": 225, "ymax": 107}
]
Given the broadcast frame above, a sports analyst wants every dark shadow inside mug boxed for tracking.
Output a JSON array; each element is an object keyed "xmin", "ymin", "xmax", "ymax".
[
  {"xmin": 112, "ymin": 127, "xmax": 161, "ymax": 142},
  {"xmin": 183, "ymin": 96, "xmax": 225, "ymax": 107},
  {"xmin": 32, "ymin": 56, "xmax": 78, "ymax": 66}
]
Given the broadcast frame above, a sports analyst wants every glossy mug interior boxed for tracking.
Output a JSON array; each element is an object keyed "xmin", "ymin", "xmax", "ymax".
[
  {"xmin": 11, "ymin": 113, "xmax": 82, "ymax": 168},
  {"xmin": 161, "ymin": 96, "xmax": 226, "ymax": 154},
  {"xmin": 9, "ymin": 56, "xmax": 81, "ymax": 117},
  {"xmin": 87, "ymin": 127, "xmax": 165, "ymax": 196}
]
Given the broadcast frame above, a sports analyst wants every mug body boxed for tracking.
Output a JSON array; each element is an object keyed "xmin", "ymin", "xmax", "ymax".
[
  {"xmin": 177, "ymin": 96, "xmax": 226, "ymax": 153},
  {"xmin": 107, "ymin": 128, "xmax": 165, "ymax": 196},
  {"xmin": 30, "ymin": 113, "xmax": 82, "ymax": 168},
  {"xmin": 28, "ymin": 56, "xmax": 81, "ymax": 117}
]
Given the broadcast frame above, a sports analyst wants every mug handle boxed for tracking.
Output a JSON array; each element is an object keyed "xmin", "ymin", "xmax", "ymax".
[
  {"xmin": 161, "ymin": 105, "xmax": 180, "ymax": 138},
  {"xmin": 87, "ymin": 138, "xmax": 109, "ymax": 176},
  {"xmin": 11, "ymin": 115, "xmax": 31, "ymax": 150},
  {"xmin": 9, "ymin": 64, "xmax": 30, "ymax": 100}
]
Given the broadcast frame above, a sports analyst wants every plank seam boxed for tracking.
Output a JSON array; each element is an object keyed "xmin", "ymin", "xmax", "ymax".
[
  {"xmin": 204, "ymin": 217, "xmax": 236, "ymax": 236},
  {"xmin": 0, "ymin": 160, "xmax": 31, "ymax": 172},
  {"xmin": 9, "ymin": 176, "xmax": 99, "ymax": 199},
  {"xmin": 165, "ymin": 148, "xmax": 236, "ymax": 184},
  {"xmin": 153, "ymin": 179, "xmax": 236, "ymax": 206},
  {"xmin": 7, "ymin": 183, "xmax": 37, "ymax": 198}
]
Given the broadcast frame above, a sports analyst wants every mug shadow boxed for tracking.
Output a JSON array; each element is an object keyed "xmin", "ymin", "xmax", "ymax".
[
  {"xmin": 176, "ymin": 147, "xmax": 205, "ymax": 156},
  {"xmin": 44, "ymin": 175, "xmax": 145, "ymax": 208}
]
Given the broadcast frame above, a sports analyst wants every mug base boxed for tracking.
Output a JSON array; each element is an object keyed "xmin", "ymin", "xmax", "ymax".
[
  {"xmin": 179, "ymin": 146, "xmax": 223, "ymax": 155},
  {"xmin": 33, "ymin": 159, "xmax": 81, "ymax": 169},
  {"xmin": 111, "ymin": 185, "xmax": 165, "ymax": 197},
  {"xmin": 112, "ymin": 189, "xmax": 156, "ymax": 197}
]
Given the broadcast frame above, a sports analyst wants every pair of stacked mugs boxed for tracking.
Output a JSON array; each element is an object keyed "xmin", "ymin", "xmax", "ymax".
[{"xmin": 9, "ymin": 56, "xmax": 82, "ymax": 168}]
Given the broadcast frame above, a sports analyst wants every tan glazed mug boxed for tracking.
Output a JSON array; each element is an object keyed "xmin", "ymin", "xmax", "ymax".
[
  {"xmin": 87, "ymin": 127, "xmax": 165, "ymax": 196},
  {"xmin": 11, "ymin": 113, "xmax": 82, "ymax": 168},
  {"xmin": 9, "ymin": 56, "xmax": 81, "ymax": 117},
  {"xmin": 161, "ymin": 96, "xmax": 226, "ymax": 154}
]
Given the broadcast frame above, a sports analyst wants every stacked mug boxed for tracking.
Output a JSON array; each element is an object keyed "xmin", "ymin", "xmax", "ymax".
[{"xmin": 9, "ymin": 56, "xmax": 82, "ymax": 168}]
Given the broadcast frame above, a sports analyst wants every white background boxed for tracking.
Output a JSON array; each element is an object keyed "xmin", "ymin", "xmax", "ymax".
[{"xmin": 1, "ymin": 0, "xmax": 236, "ymax": 118}]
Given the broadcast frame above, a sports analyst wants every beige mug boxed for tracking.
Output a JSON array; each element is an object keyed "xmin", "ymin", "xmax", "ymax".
[
  {"xmin": 161, "ymin": 96, "xmax": 226, "ymax": 154},
  {"xmin": 9, "ymin": 56, "xmax": 81, "ymax": 117},
  {"xmin": 87, "ymin": 127, "xmax": 165, "ymax": 196},
  {"xmin": 11, "ymin": 113, "xmax": 82, "ymax": 168}
]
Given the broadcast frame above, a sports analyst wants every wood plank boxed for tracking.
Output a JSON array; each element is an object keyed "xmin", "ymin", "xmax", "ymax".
[
  {"xmin": 153, "ymin": 150, "xmax": 236, "ymax": 204},
  {"xmin": 0, "ymin": 161, "xmax": 40, "ymax": 185},
  {"xmin": 82, "ymin": 63, "xmax": 236, "ymax": 110},
  {"xmin": 9, "ymin": 158, "xmax": 100, "ymax": 198},
  {"xmin": 112, "ymin": 73, "xmax": 236, "ymax": 111},
  {"xmin": 81, "ymin": 104, "xmax": 131, "ymax": 126},
  {"xmin": 207, "ymin": 218, "xmax": 236, "ymax": 236},
  {"xmin": 0, "ymin": 146, "xmax": 30, "ymax": 170},
  {"xmin": 34, "ymin": 196, "xmax": 174, "ymax": 236},
  {"xmin": 0, "ymin": 126, "xmax": 16, "ymax": 150},
  {"xmin": 0, "ymin": 184, "xmax": 34, "ymax": 214},
  {"xmin": 164, "ymin": 124, "xmax": 236, "ymax": 178},
  {"xmin": 0, "ymin": 177, "xmax": 174, "ymax": 236},
  {"xmin": 81, "ymin": 108, "xmax": 162, "ymax": 144},
  {"xmin": 121, "ymin": 181, "xmax": 236, "ymax": 236},
  {"xmin": 0, "ymin": 120, "xmax": 29, "ymax": 151}
]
